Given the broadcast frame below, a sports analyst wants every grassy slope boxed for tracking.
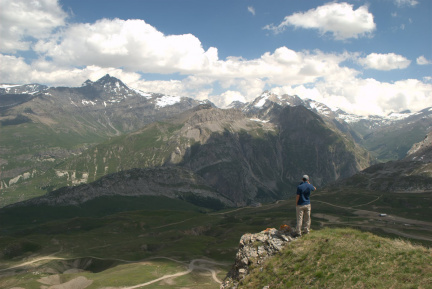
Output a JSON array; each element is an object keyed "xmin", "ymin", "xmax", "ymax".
[
  {"xmin": 240, "ymin": 227, "xmax": 432, "ymax": 289},
  {"xmin": 0, "ymin": 120, "xmax": 108, "ymax": 206},
  {"xmin": 1, "ymin": 188, "xmax": 431, "ymax": 288}
]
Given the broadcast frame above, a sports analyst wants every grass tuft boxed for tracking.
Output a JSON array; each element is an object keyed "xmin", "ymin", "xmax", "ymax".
[{"xmin": 240, "ymin": 227, "xmax": 432, "ymax": 289}]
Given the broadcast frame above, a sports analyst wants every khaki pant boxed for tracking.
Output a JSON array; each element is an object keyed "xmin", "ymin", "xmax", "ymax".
[{"xmin": 296, "ymin": 204, "xmax": 311, "ymax": 235}]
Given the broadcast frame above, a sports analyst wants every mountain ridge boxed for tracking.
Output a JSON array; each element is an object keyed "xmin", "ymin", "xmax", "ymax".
[
  {"xmin": 1, "ymin": 75, "xmax": 430, "ymax": 207},
  {"xmin": 3, "ymin": 103, "xmax": 371, "ymax": 208}
]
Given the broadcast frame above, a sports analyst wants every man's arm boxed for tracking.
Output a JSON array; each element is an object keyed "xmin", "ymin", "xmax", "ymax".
[
  {"xmin": 308, "ymin": 181, "xmax": 316, "ymax": 191},
  {"xmin": 296, "ymin": 194, "xmax": 300, "ymax": 206}
]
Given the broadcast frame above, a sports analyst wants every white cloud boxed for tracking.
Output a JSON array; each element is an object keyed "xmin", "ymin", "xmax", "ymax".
[
  {"xmin": 205, "ymin": 47, "xmax": 357, "ymax": 88},
  {"xmin": 34, "ymin": 18, "xmax": 218, "ymax": 74},
  {"xmin": 0, "ymin": 54, "xmax": 141, "ymax": 87},
  {"xmin": 358, "ymin": 53, "xmax": 411, "ymax": 70},
  {"xmin": 0, "ymin": 0, "xmax": 67, "ymax": 53},
  {"xmin": 248, "ymin": 6, "xmax": 256, "ymax": 16},
  {"xmin": 270, "ymin": 77, "xmax": 432, "ymax": 116},
  {"xmin": 417, "ymin": 56, "xmax": 432, "ymax": 65},
  {"xmin": 394, "ymin": 0, "xmax": 418, "ymax": 7},
  {"xmin": 212, "ymin": 91, "xmax": 247, "ymax": 107},
  {"xmin": 263, "ymin": 2, "xmax": 376, "ymax": 40},
  {"xmin": 0, "ymin": 2, "xmax": 429, "ymax": 117}
]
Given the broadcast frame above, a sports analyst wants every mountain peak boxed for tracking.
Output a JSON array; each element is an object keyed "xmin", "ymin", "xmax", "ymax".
[
  {"xmin": 95, "ymin": 74, "xmax": 123, "ymax": 85},
  {"xmin": 82, "ymin": 79, "xmax": 93, "ymax": 86}
]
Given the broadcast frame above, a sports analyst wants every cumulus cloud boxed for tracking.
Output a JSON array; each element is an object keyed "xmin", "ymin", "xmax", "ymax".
[
  {"xmin": 0, "ymin": 0, "xmax": 429, "ymax": 117},
  {"xmin": 213, "ymin": 91, "xmax": 247, "ymax": 107},
  {"xmin": 270, "ymin": 77, "xmax": 432, "ymax": 116},
  {"xmin": 205, "ymin": 48, "xmax": 357, "ymax": 88},
  {"xmin": 263, "ymin": 2, "xmax": 376, "ymax": 40},
  {"xmin": 358, "ymin": 53, "xmax": 411, "ymax": 70},
  {"xmin": 0, "ymin": 0, "xmax": 67, "ymax": 53},
  {"xmin": 0, "ymin": 54, "xmax": 141, "ymax": 87},
  {"xmin": 417, "ymin": 55, "xmax": 432, "ymax": 65},
  {"xmin": 34, "ymin": 18, "xmax": 218, "ymax": 75}
]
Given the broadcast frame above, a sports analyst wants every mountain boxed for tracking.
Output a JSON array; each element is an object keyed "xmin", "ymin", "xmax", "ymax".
[
  {"xmin": 5, "ymin": 103, "xmax": 371, "ymax": 207},
  {"xmin": 329, "ymin": 131, "xmax": 432, "ymax": 192},
  {"xmin": 407, "ymin": 131, "xmax": 432, "ymax": 162},
  {"xmin": 0, "ymin": 83, "xmax": 47, "ymax": 95},
  {"xmin": 6, "ymin": 166, "xmax": 233, "ymax": 209},
  {"xmin": 2, "ymin": 76, "xmax": 429, "ymax": 207},
  {"xmin": 0, "ymin": 75, "xmax": 209, "ymax": 205},
  {"xmin": 232, "ymin": 91, "xmax": 432, "ymax": 162}
]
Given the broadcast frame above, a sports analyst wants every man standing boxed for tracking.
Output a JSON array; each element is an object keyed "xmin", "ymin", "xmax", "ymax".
[{"xmin": 295, "ymin": 175, "xmax": 316, "ymax": 237}]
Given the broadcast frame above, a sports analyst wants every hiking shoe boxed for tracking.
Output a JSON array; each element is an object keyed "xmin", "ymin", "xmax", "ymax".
[{"xmin": 292, "ymin": 232, "xmax": 302, "ymax": 238}]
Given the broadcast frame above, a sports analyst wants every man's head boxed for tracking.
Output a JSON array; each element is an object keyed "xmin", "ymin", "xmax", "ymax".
[{"xmin": 302, "ymin": 175, "xmax": 309, "ymax": 182}]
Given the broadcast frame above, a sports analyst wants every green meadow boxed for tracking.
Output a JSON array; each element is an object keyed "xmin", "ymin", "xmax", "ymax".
[{"xmin": 1, "ymin": 189, "xmax": 431, "ymax": 288}]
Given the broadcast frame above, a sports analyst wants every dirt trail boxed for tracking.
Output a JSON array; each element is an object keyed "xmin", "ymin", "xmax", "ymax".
[
  {"xmin": 122, "ymin": 258, "xmax": 226, "ymax": 289},
  {"xmin": 0, "ymin": 256, "xmax": 64, "ymax": 272}
]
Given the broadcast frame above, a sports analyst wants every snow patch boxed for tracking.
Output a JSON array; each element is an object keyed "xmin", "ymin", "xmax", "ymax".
[
  {"xmin": 82, "ymin": 100, "xmax": 96, "ymax": 106},
  {"xmin": 337, "ymin": 114, "xmax": 363, "ymax": 123},
  {"xmin": 387, "ymin": 112, "xmax": 412, "ymax": 120},
  {"xmin": 131, "ymin": 88, "xmax": 152, "ymax": 99},
  {"xmin": 250, "ymin": 118, "xmax": 269, "ymax": 123},
  {"xmin": 254, "ymin": 92, "xmax": 272, "ymax": 108},
  {"xmin": 156, "ymin": 95, "xmax": 181, "ymax": 107},
  {"xmin": 0, "ymin": 84, "xmax": 20, "ymax": 88}
]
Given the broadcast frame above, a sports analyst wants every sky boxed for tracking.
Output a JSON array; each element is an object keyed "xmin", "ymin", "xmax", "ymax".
[{"xmin": 0, "ymin": 0, "xmax": 431, "ymax": 116}]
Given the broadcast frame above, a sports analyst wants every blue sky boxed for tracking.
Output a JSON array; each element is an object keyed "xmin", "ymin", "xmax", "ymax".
[{"xmin": 0, "ymin": 0, "xmax": 431, "ymax": 115}]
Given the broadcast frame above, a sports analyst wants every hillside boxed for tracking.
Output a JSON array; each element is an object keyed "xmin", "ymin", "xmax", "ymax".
[
  {"xmin": 227, "ymin": 228, "xmax": 432, "ymax": 289},
  {"xmin": 3, "ymin": 104, "xmax": 372, "ymax": 207},
  {"xmin": 1, "ymin": 183, "xmax": 431, "ymax": 288},
  {"xmin": 236, "ymin": 92, "xmax": 432, "ymax": 162},
  {"xmin": 329, "ymin": 131, "xmax": 432, "ymax": 193},
  {"xmin": 0, "ymin": 75, "xmax": 207, "ymax": 205},
  {"xmin": 2, "ymin": 77, "xmax": 430, "ymax": 207}
]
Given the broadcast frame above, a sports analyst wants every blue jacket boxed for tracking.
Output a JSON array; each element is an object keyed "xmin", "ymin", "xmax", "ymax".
[{"xmin": 297, "ymin": 181, "xmax": 315, "ymax": 205}]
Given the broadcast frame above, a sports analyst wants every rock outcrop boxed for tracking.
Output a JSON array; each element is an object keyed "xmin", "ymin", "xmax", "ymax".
[{"xmin": 221, "ymin": 226, "xmax": 294, "ymax": 289}]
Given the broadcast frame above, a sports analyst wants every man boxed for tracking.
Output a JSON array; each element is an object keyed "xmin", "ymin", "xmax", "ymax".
[{"xmin": 295, "ymin": 175, "xmax": 316, "ymax": 237}]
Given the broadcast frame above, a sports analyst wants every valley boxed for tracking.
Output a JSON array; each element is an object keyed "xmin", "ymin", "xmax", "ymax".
[{"xmin": 1, "ymin": 188, "xmax": 431, "ymax": 288}]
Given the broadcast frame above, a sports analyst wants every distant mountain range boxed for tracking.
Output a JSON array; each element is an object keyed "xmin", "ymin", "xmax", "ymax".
[
  {"xmin": 1, "ymin": 75, "xmax": 431, "ymax": 207},
  {"xmin": 232, "ymin": 90, "xmax": 432, "ymax": 161}
]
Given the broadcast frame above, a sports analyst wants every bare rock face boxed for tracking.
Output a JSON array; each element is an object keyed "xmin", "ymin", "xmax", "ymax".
[
  {"xmin": 406, "ymin": 131, "xmax": 432, "ymax": 162},
  {"xmin": 221, "ymin": 226, "xmax": 294, "ymax": 289}
]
